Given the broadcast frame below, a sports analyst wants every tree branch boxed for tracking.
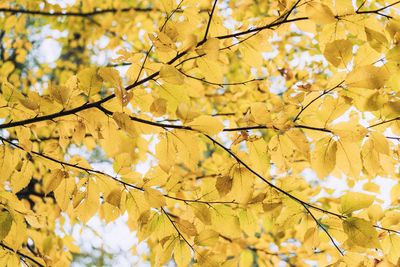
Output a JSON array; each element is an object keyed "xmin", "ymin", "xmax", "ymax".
[
  {"xmin": 301, "ymin": 203, "xmax": 344, "ymax": 256},
  {"xmin": 356, "ymin": 0, "xmax": 400, "ymax": 18},
  {"xmin": 0, "ymin": 136, "xmax": 235, "ymax": 206},
  {"xmin": 201, "ymin": 0, "xmax": 218, "ymax": 43},
  {"xmin": 0, "ymin": 7, "xmax": 154, "ymax": 17},
  {"xmin": 293, "ymin": 81, "xmax": 344, "ymax": 122},
  {"xmin": 0, "ymin": 242, "xmax": 45, "ymax": 267},
  {"xmin": 0, "ymin": 13, "xmax": 303, "ymax": 131},
  {"xmin": 161, "ymin": 208, "xmax": 194, "ymax": 251}
]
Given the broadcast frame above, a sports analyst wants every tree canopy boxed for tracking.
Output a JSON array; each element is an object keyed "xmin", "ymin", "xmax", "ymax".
[{"xmin": 1, "ymin": 0, "xmax": 400, "ymax": 266}]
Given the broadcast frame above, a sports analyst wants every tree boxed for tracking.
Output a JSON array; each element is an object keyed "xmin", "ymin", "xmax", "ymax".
[{"xmin": 0, "ymin": 0, "xmax": 400, "ymax": 266}]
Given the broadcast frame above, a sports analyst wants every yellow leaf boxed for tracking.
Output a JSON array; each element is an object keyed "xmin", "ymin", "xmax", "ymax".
[
  {"xmin": 311, "ymin": 137, "xmax": 337, "ymax": 178},
  {"xmin": 330, "ymin": 121, "xmax": 367, "ymax": 142},
  {"xmin": 0, "ymin": 61, "xmax": 15, "ymax": 78},
  {"xmin": 365, "ymin": 27, "xmax": 388, "ymax": 52},
  {"xmin": 174, "ymin": 240, "xmax": 191, "ymax": 267},
  {"xmin": 11, "ymin": 160, "xmax": 33, "ymax": 193},
  {"xmin": 196, "ymin": 57, "xmax": 223, "ymax": 83},
  {"xmin": 76, "ymin": 178, "xmax": 100, "ymax": 222},
  {"xmin": 248, "ymin": 138, "xmax": 269, "ymax": 175},
  {"xmin": 0, "ymin": 210, "xmax": 12, "ymax": 241},
  {"xmin": 363, "ymin": 182, "xmax": 380, "ymax": 193},
  {"xmin": 156, "ymin": 133, "xmax": 176, "ymax": 173},
  {"xmin": 106, "ymin": 189, "xmax": 122, "ymax": 207},
  {"xmin": 382, "ymin": 235, "xmax": 400, "ymax": 265},
  {"xmin": 324, "ymin": 39, "xmax": 353, "ymax": 67},
  {"xmin": 144, "ymin": 188, "xmax": 166, "ymax": 208},
  {"xmin": 346, "ymin": 65, "xmax": 389, "ymax": 89},
  {"xmin": 250, "ymin": 102, "xmax": 271, "ymax": 125},
  {"xmin": 112, "ymin": 112, "xmax": 137, "ymax": 137},
  {"xmin": 197, "ymin": 38, "xmax": 220, "ymax": 59},
  {"xmin": 239, "ymin": 250, "xmax": 253, "ymax": 267},
  {"xmin": 54, "ymin": 177, "xmax": 76, "ymax": 211},
  {"xmin": 343, "ymin": 217, "xmax": 379, "ymax": 248},
  {"xmin": 231, "ymin": 167, "xmax": 254, "ymax": 204},
  {"xmin": 370, "ymin": 131, "xmax": 390, "ymax": 155},
  {"xmin": 1, "ymin": 81, "xmax": 23, "ymax": 103},
  {"xmin": 43, "ymin": 169, "xmax": 67, "ymax": 195},
  {"xmin": 155, "ymin": 237, "xmax": 176, "ymax": 265},
  {"xmin": 188, "ymin": 115, "xmax": 224, "ymax": 135},
  {"xmin": 215, "ymin": 175, "xmax": 232, "ymax": 197},
  {"xmin": 306, "ymin": 2, "xmax": 336, "ymax": 24},
  {"xmin": 77, "ymin": 67, "xmax": 102, "ymax": 97},
  {"xmin": 160, "ymin": 0, "xmax": 174, "ymax": 13},
  {"xmin": 150, "ymin": 98, "xmax": 167, "ymax": 116},
  {"xmin": 361, "ymin": 138, "xmax": 382, "ymax": 177},
  {"xmin": 176, "ymin": 219, "xmax": 197, "ymax": 236},
  {"xmin": 194, "ymin": 229, "xmax": 219, "ymax": 246},
  {"xmin": 160, "ymin": 64, "xmax": 184, "ymax": 85},
  {"xmin": 238, "ymin": 209, "xmax": 258, "ymax": 235},
  {"xmin": 190, "ymin": 203, "xmax": 211, "ymax": 225},
  {"xmin": 49, "ymin": 83, "xmax": 71, "ymax": 106},
  {"xmin": 99, "ymin": 67, "xmax": 132, "ymax": 106},
  {"xmin": 339, "ymin": 192, "xmax": 374, "ymax": 215},
  {"xmin": 336, "ymin": 141, "xmax": 362, "ymax": 177}
]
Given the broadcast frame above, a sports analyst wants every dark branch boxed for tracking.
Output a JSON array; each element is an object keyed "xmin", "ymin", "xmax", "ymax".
[
  {"xmin": 302, "ymin": 204, "xmax": 344, "ymax": 256},
  {"xmin": 0, "ymin": 7, "xmax": 154, "ymax": 17},
  {"xmin": 0, "ymin": 242, "xmax": 45, "ymax": 267},
  {"xmin": 293, "ymin": 81, "xmax": 344, "ymax": 122},
  {"xmin": 0, "ymin": 136, "xmax": 234, "ymax": 206},
  {"xmin": 201, "ymin": 0, "xmax": 218, "ymax": 43},
  {"xmin": 356, "ymin": 0, "xmax": 400, "ymax": 18}
]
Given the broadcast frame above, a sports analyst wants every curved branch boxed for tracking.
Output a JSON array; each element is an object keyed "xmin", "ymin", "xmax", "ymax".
[
  {"xmin": 293, "ymin": 81, "xmax": 344, "ymax": 122},
  {"xmin": 368, "ymin": 117, "xmax": 399, "ymax": 129},
  {"xmin": 356, "ymin": 0, "xmax": 400, "ymax": 18},
  {"xmin": 177, "ymin": 68, "xmax": 265, "ymax": 86},
  {"xmin": 0, "ymin": 7, "xmax": 154, "ymax": 17},
  {"xmin": 0, "ymin": 242, "xmax": 45, "ymax": 267},
  {"xmin": 0, "ymin": 10, "xmax": 303, "ymax": 131},
  {"xmin": 0, "ymin": 136, "xmax": 235, "ymax": 206},
  {"xmin": 161, "ymin": 208, "xmax": 195, "ymax": 251},
  {"xmin": 301, "ymin": 203, "xmax": 344, "ymax": 256}
]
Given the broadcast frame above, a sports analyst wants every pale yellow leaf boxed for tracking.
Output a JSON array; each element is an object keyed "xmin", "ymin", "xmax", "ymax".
[
  {"xmin": 343, "ymin": 217, "xmax": 379, "ymax": 248},
  {"xmin": 340, "ymin": 192, "xmax": 374, "ymax": 215},
  {"xmin": 144, "ymin": 188, "xmax": 166, "ymax": 208},
  {"xmin": 346, "ymin": 66, "xmax": 389, "ymax": 89},
  {"xmin": 160, "ymin": 65, "xmax": 184, "ymax": 85},
  {"xmin": 174, "ymin": 240, "xmax": 191, "ymax": 267},
  {"xmin": 188, "ymin": 115, "xmax": 224, "ymax": 135},
  {"xmin": 311, "ymin": 137, "xmax": 337, "ymax": 178},
  {"xmin": 306, "ymin": 2, "xmax": 336, "ymax": 24}
]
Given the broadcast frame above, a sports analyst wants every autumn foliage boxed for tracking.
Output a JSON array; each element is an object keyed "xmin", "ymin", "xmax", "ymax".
[{"xmin": 1, "ymin": 0, "xmax": 400, "ymax": 266}]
